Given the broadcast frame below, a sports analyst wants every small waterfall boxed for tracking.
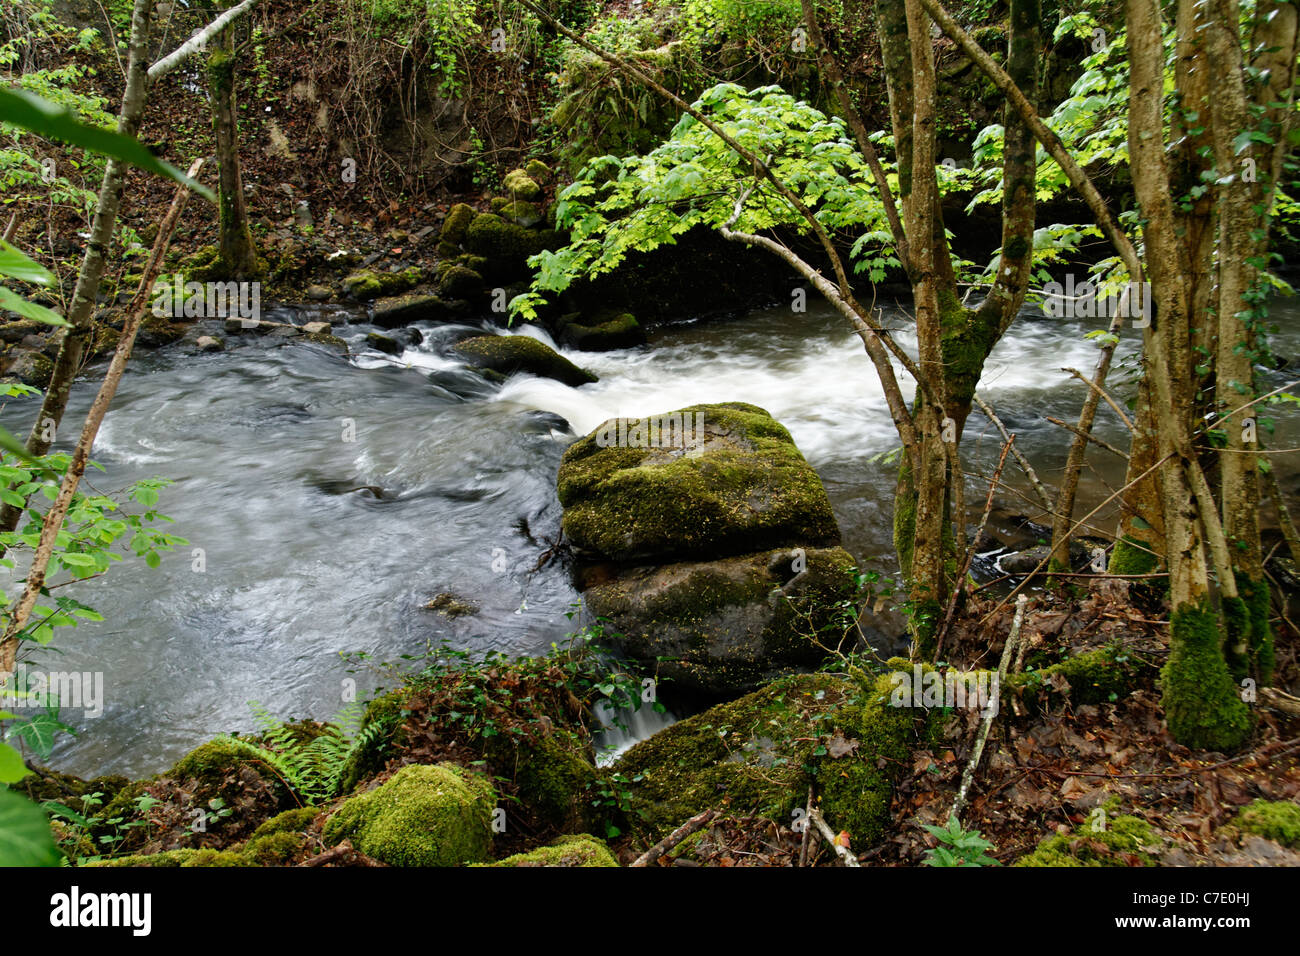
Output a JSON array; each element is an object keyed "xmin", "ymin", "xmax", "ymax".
[{"xmin": 592, "ymin": 700, "xmax": 678, "ymax": 767}]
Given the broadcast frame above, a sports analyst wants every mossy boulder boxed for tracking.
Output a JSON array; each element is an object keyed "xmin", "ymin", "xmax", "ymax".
[
  {"xmin": 339, "ymin": 688, "xmax": 411, "ymax": 794},
  {"xmin": 366, "ymin": 332, "xmax": 402, "ymax": 355},
  {"xmin": 451, "ymin": 334, "xmax": 597, "ymax": 387},
  {"xmin": 557, "ymin": 402, "xmax": 840, "ymax": 562},
  {"xmin": 371, "ymin": 293, "xmax": 458, "ymax": 328},
  {"xmin": 502, "ymin": 168, "xmax": 543, "ymax": 201},
  {"xmin": 614, "ymin": 668, "xmax": 935, "ymax": 842},
  {"xmin": 490, "ymin": 198, "xmax": 544, "ymax": 228},
  {"xmin": 485, "ymin": 834, "xmax": 617, "ymax": 867},
  {"xmin": 585, "ymin": 546, "xmax": 859, "ymax": 695},
  {"xmin": 524, "ymin": 159, "xmax": 551, "ymax": 182},
  {"xmin": 484, "ymin": 730, "xmax": 601, "ymax": 832},
  {"xmin": 343, "ymin": 267, "xmax": 421, "ymax": 301},
  {"xmin": 1231, "ymin": 800, "xmax": 1300, "ymax": 848},
  {"xmin": 1015, "ymin": 813, "xmax": 1158, "ymax": 866},
  {"xmin": 440, "ymin": 203, "xmax": 478, "ymax": 246},
  {"xmin": 556, "ymin": 311, "xmax": 647, "ymax": 351},
  {"xmin": 322, "ymin": 763, "xmax": 495, "ymax": 867},
  {"xmin": 437, "ymin": 263, "xmax": 485, "ymax": 300},
  {"xmin": 462, "ymin": 213, "xmax": 561, "ymax": 282}
]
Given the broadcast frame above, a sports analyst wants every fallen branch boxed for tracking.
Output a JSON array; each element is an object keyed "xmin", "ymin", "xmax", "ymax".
[
  {"xmin": 148, "ymin": 0, "xmax": 256, "ymax": 79},
  {"xmin": 630, "ymin": 808, "xmax": 718, "ymax": 867},
  {"xmin": 298, "ymin": 839, "xmax": 386, "ymax": 867},
  {"xmin": 1045, "ymin": 416, "xmax": 1130, "ymax": 460},
  {"xmin": 973, "ymin": 395, "xmax": 1053, "ymax": 511},
  {"xmin": 1063, "ymin": 368, "xmax": 1134, "ymax": 431},
  {"xmin": 951, "ymin": 593, "xmax": 1026, "ymax": 821},
  {"xmin": 808, "ymin": 807, "xmax": 859, "ymax": 867}
]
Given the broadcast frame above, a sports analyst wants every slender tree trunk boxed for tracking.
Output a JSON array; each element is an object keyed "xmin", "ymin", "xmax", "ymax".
[{"xmin": 207, "ymin": 24, "xmax": 260, "ymax": 278}]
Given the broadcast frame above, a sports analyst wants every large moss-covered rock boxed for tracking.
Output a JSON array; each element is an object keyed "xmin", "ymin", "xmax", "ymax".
[
  {"xmin": 1231, "ymin": 800, "xmax": 1300, "ymax": 848},
  {"xmin": 502, "ymin": 168, "xmax": 543, "ymax": 201},
  {"xmin": 372, "ymin": 293, "xmax": 458, "ymax": 328},
  {"xmin": 558, "ymin": 402, "xmax": 839, "ymax": 562},
  {"xmin": 344, "ymin": 267, "xmax": 421, "ymax": 301},
  {"xmin": 452, "ymin": 334, "xmax": 597, "ymax": 387},
  {"xmin": 556, "ymin": 311, "xmax": 647, "ymax": 351},
  {"xmin": 484, "ymin": 834, "xmax": 618, "ymax": 867},
  {"xmin": 485, "ymin": 731, "xmax": 601, "ymax": 832},
  {"xmin": 586, "ymin": 546, "xmax": 858, "ymax": 695},
  {"xmin": 614, "ymin": 668, "xmax": 935, "ymax": 842},
  {"xmin": 464, "ymin": 213, "xmax": 547, "ymax": 261},
  {"xmin": 437, "ymin": 263, "xmax": 485, "ymax": 300},
  {"xmin": 322, "ymin": 763, "xmax": 495, "ymax": 866},
  {"xmin": 440, "ymin": 203, "xmax": 478, "ymax": 246}
]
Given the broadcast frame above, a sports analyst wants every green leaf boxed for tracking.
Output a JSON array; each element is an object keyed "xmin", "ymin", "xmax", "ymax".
[
  {"xmin": 11, "ymin": 711, "xmax": 72, "ymax": 759},
  {"xmin": 0, "ymin": 787, "xmax": 59, "ymax": 866},
  {"xmin": 0, "ymin": 85, "xmax": 214, "ymax": 202},
  {"xmin": 0, "ymin": 240, "xmax": 56, "ymax": 286},
  {"xmin": 0, "ymin": 285, "xmax": 68, "ymax": 326},
  {"xmin": 0, "ymin": 740, "xmax": 31, "ymax": 783}
]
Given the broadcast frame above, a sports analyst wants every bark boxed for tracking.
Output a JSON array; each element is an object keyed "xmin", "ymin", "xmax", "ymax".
[{"xmin": 207, "ymin": 25, "xmax": 261, "ymax": 279}]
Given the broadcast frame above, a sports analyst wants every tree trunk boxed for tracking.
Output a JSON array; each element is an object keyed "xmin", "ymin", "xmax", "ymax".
[{"xmin": 207, "ymin": 25, "xmax": 261, "ymax": 279}]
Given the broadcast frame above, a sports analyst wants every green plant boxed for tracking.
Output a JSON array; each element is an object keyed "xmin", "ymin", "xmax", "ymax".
[{"xmin": 922, "ymin": 815, "xmax": 1000, "ymax": 866}]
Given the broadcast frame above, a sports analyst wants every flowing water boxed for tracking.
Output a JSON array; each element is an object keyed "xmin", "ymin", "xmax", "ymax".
[{"xmin": 6, "ymin": 292, "xmax": 1298, "ymax": 777}]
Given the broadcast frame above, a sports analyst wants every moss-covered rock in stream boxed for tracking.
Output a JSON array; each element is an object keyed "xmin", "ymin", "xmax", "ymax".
[
  {"xmin": 437, "ymin": 263, "xmax": 486, "ymax": 300},
  {"xmin": 1015, "ymin": 813, "xmax": 1159, "ymax": 867},
  {"xmin": 555, "ymin": 311, "xmax": 647, "ymax": 351},
  {"xmin": 452, "ymin": 334, "xmax": 597, "ymax": 387},
  {"xmin": 1231, "ymin": 800, "xmax": 1300, "ymax": 848},
  {"xmin": 557, "ymin": 402, "xmax": 839, "ymax": 562},
  {"xmin": 490, "ymin": 198, "xmax": 545, "ymax": 228},
  {"xmin": 483, "ymin": 833, "xmax": 618, "ymax": 867},
  {"xmin": 585, "ymin": 546, "xmax": 859, "ymax": 695},
  {"xmin": 371, "ymin": 293, "xmax": 459, "ymax": 328},
  {"xmin": 440, "ymin": 203, "xmax": 478, "ymax": 246},
  {"xmin": 613, "ymin": 668, "xmax": 936, "ymax": 842},
  {"xmin": 322, "ymin": 763, "xmax": 496, "ymax": 866},
  {"xmin": 343, "ymin": 267, "xmax": 421, "ymax": 301},
  {"xmin": 485, "ymin": 730, "xmax": 601, "ymax": 833}
]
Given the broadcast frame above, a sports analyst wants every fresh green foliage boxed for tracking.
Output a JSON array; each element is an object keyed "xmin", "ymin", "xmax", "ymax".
[
  {"xmin": 514, "ymin": 82, "xmax": 893, "ymax": 319},
  {"xmin": 216, "ymin": 701, "xmax": 386, "ymax": 804},
  {"xmin": 0, "ymin": 786, "xmax": 59, "ymax": 866},
  {"xmin": 922, "ymin": 815, "xmax": 1000, "ymax": 866}
]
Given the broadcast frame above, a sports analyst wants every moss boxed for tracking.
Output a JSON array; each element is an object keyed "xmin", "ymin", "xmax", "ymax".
[
  {"xmin": 249, "ymin": 806, "xmax": 320, "ymax": 840},
  {"xmin": 483, "ymin": 834, "xmax": 618, "ymax": 867},
  {"xmin": 242, "ymin": 830, "xmax": 307, "ymax": 865},
  {"xmin": 464, "ymin": 213, "xmax": 549, "ymax": 263},
  {"xmin": 1006, "ymin": 643, "xmax": 1148, "ymax": 708},
  {"xmin": 343, "ymin": 272, "xmax": 383, "ymax": 300},
  {"xmin": 452, "ymin": 334, "xmax": 597, "ymax": 387},
  {"xmin": 169, "ymin": 737, "xmax": 253, "ymax": 781},
  {"xmin": 524, "ymin": 159, "xmax": 551, "ymax": 182},
  {"xmin": 614, "ymin": 669, "xmax": 933, "ymax": 843},
  {"xmin": 322, "ymin": 763, "xmax": 496, "ymax": 867},
  {"xmin": 557, "ymin": 312, "xmax": 646, "ymax": 351},
  {"xmin": 90, "ymin": 848, "xmax": 251, "ymax": 867},
  {"xmin": 1108, "ymin": 534, "xmax": 1159, "ymax": 575},
  {"xmin": 437, "ymin": 263, "xmax": 485, "ymax": 300},
  {"xmin": 339, "ymin": 688, "xmax": 412, "ymax": 794},
  {"xmin": 1231, "ymin": 799, "xmax": 1300, "ymax": 847},
  {"xmin": 344, "ymin": 268, "xmax": 419, "ymax": 301},
  {"xmin": 440, "ymin": 203, "xmax": 477, "ymax": 246},
  {"xmin": 1015, "ymin": 813, "xmax": 1158, "ymax": 866},
  {"xmin": 1161, "ymin": 601, "xmax": 1253, "ymax": 752},
  {"xmin": 1238, "ymin": 576, "xmax": 1275, "ymax": 685},
  {"xmin": 502, "ymin": 168, "xmax": 543, "ymax": 201},
  {"xmin": 486, "ymin": 730, "xmax": 600, "ymax": 832},
  {"xmin": 557, "ymin": 402, "xmax": 839, "ymax": 562}
]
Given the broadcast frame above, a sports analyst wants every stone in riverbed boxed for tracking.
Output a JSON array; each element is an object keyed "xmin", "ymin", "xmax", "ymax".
[
  {"xmin": 555, "ymin": 311, "xmax": 646, "ymax": 351},
  {"xmin": 583, "ymin": 546, "xmax": 859, "ymax": 696},
  {"xmin": 451, "ymin": 334, "xmax": 597, "ymax": 387},
  {"xmin": 557, "ymin": 402, "xmax": 839, "ymax": 562},
  {"xmin": 305, "ymin": 284, "xmax": 332, "ymax": 302},
  {"xmin": 371, "ymin": 293, "xmax": 458, "ymax": 328},
  {"xmin": 196, "ymin": 335, "xmax": 224, "ymax": 352},
  {"xmin": 366, "ymin": 332, "xmax": 402, "ymax": 355}
]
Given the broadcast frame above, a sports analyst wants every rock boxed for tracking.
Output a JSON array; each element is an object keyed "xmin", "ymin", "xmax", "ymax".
[
  {"xmin": 343, "ymin": 267, "xmax": 421, "ymax": 301},
  {"xmin": 491, "ymin": 198, "xmax": 544, "ymax": 228},
  {"xmin": 463, "ymin": 213, "xmax": 556, "ymax": 281},
  {"xmin": 321, "ymin": 763, "xmax": 495, "ymax": 867},
  {"xmin": 502, "ymin": 168, "xmax": 543, "ymax": 201},
  {"xmin": 481, "ymin": 834, "xmax": 617, "ymax": 868},
  {"xmin": 372, "ymin": 293, "xmax": 458, "ymax": 328},
  {"xmin": 557, "ymin": 402, "xmax": 839, "ymax": 562},
  {"xmin": 293, "ymin": 200, "xmax": 313, "ymax": 230},
  {"xmin": 523, "ymin": 159, "xmax": 551, "ymax": 183},
  {"xmin": 195, "ymin": 335, "xmax": 224, "ymax": 352},
  {"xmin": 585, "ymin": 546, "xmax": 860, "ymax": 695},
  {"xmin": 437, "ymin": 263, "xmax": 485, "ymax": 301},
  {"xmin": 423, "ymin": 592, "xmax": 478, "ymax": 617},
  {"xmin": 305, "ymin": 284, "xmax": 332, "ymax": 302},
  {"xmin": 997, "ymin": 545, "xmax": 1051, "ymax": 575},
  {"xmin": 451, "ymin": 334, "xmax": 597, "ymax": 387},
  {"xmin": 614, "ymin": 669, "xmax": 930, "ymax": 841},
  {"xmin": 224, "ymin": 317, "xmax": 265, "ymax": 334},
  {"xmin": 1, "ymin": 348, "xmax": 52, "ymax": 388},
  {"xmin": 556, "ymin": 311, "xmax": 646, "ymax": 351},
  {"xmin": 440, "ymin": 202, "xmax": 477, "ymax": 247},
  {"xmin": 366, "ymin": 332, "xmax": 403, "ymax": 355},
  {"xmin": 301, "ymin": 321, "xmax": 332, "ymax": 335}
]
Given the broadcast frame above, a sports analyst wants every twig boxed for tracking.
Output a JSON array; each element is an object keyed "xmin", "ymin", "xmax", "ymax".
[
  {"xmin": 808, "ymin": 807, "xmax": 859, "ymax": 867},
  {"xmin": 1063, "ymin": 368, "xmax": 1134, "ymax": 431},
  {"xmin": 148, "ymin": 0, "xmax": 257, "ymax": 78},
  {"xmin": 952, "ymin": 594, "xmax": 1026, "ymax": 821},
  {"xmin": 973, "ymin": 395, "xmax": 1053, "ymax": 510},
  {"xmin": 798, "ymin": 786, "xmax": 813, "ymax": 867},
  {"xmin": 630, "ymin": 808, "xmax": 718, "ymax": 867},
  {"xmin": 1045, "ymin": 416, "xmax": 1130, "ymax": 460}
]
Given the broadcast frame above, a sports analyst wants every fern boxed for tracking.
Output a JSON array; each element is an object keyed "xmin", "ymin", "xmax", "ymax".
[{"xmin": 220, "ymin": 701, "xmax": 389, "ymax": 804}]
